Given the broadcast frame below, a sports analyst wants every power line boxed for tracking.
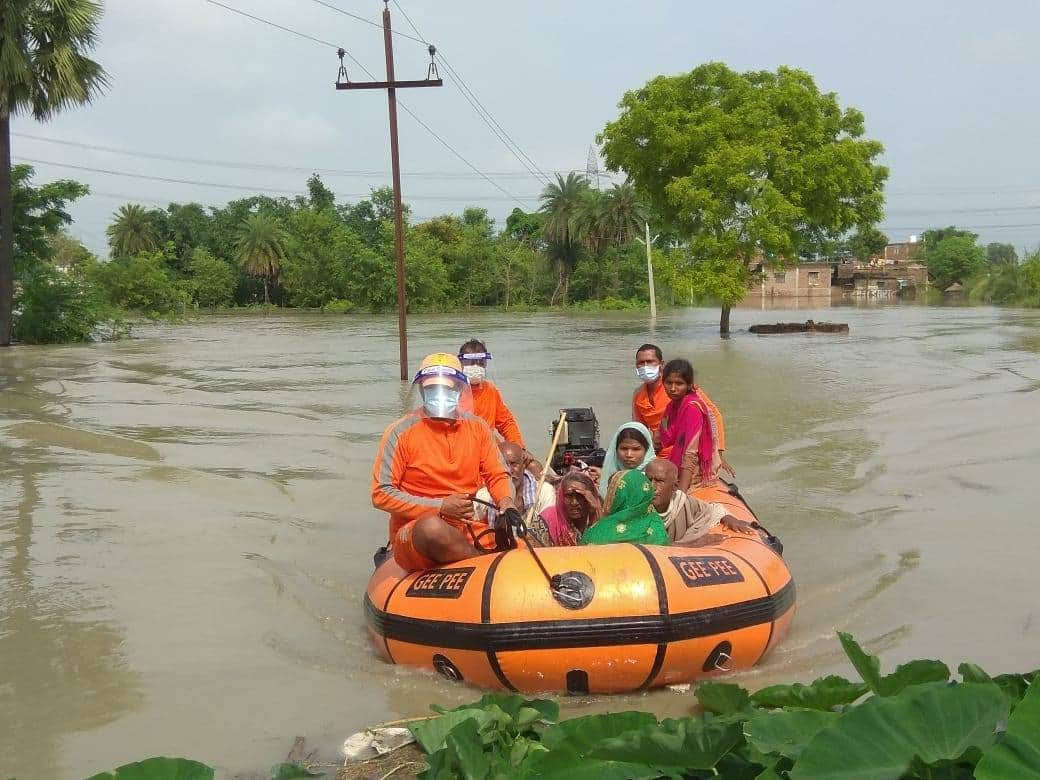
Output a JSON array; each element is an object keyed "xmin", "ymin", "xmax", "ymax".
[
  {"xmin": 201, "ymin": 0, "xmax": 528, "ymax": 207},
  {"xmin": 202, "ymin": 0, "xmax": 341, "ymax": 50},
  {"xmin": 389, "ymin": 0, "xmax": 552, "ymax": 186},
  {"xmin": 306, "ymin": 0, "xmax": 426, "ymax": 44},
  {"xmin": 12, "ymin": 131, "xmax": 583, "ymax": 179},
  {"xmin": 15, "ymin": 156, "xmax": 540, "ymax": 202}
]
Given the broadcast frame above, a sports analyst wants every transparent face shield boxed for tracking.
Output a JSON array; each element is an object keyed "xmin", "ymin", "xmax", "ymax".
[
  {"xmin": 458, "ymin": 350, "xmax": 493, "ymax": 387},
  {"xmin": 408, "ymin": 364, "xmax": 473, "ymax": 420}
]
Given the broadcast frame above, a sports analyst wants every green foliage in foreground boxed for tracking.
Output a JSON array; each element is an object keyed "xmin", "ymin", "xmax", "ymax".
[
  {"xmin": 408, "ymin": 632, "xmax": 1038, "ymax": 779},
  {"xmin": 82, "ymin": 757, "xmax": 322, "ymax": 780}
]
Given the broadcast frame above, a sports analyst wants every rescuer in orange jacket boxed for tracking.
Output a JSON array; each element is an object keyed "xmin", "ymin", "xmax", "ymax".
[{"xmin": 371, "ymin": 353, "xmax": 518, "ymax": 572}]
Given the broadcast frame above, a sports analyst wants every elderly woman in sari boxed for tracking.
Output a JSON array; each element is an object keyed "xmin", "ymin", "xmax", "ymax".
[
  {"xmin": 581, "ymin": 469, "xmax": 669, "ymax": 546},
  {"xmin": 527, "ymin": 471, "xmax": 601, "ymax": 547}
]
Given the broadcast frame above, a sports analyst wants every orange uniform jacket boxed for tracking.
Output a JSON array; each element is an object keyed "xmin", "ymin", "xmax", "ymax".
[
  {"xmin": 633, "ymin": 382, "xmax": 727, "ymax": 451},
  {"xmin": 470, "ymin": 381, "xmax": 525, "ymax": 448},
  {"xmin": 371, "ymin": 411, "xmax": 514, "ymax": 537}
]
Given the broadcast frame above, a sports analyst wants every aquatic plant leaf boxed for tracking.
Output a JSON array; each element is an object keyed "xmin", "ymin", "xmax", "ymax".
[
  {"xmin": 696, "ymin": 681, "xmax": 753, "ymax": 714},
  {"xmin": 879, "ymin": 658, "xmax": 951, "ymax": 696},
  {"xmin": 539, "ymin": 711, "xmax": 658, "ymax": 752},
  {"xmin": 837, "ymin": 632, "xmax": 949, "ymax": 695},
  {"xmin": 975, "ymin": 676, "xmax": 1040, "ymax": 779},
  {"xmin": 743, "ymin": 709, "xmax": 839, "ymax": 759},
  {"xmin": 409, "ymin": 710, "xmax": 493, "ymax": 753},
  {"xmin": 84, "ymin": 757, "xmax": 214, "ymax": 780},
  {"xmin": 962, "ymin": 665, "xmax": 1040, "ymax": 708},
  {"xmin": 443, "ymin": 719, "xmax": 493, "ymax": 780},
  {"xmin": 751, "ymin": 676, "xmax": 868, "ymax": 710},
  {"xmin": 520, "ymin": 749, "xmax": 661, "ymax": 780},
  {"xmin": 837, "ymin": 632, "xmax": 883, "ymax": 692},
  {"xmin": 790, "ymin": 682, "xmax": 1009, "ymax": 779},
  {"xmin": 589, "ymin": 716, "xmax": 744, "ymax": 771}
]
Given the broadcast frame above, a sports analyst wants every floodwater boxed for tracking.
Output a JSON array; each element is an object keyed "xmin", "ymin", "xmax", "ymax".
[{"xmin": 2, "ymin": 305, "xmax": 1039, "ymax": 778}]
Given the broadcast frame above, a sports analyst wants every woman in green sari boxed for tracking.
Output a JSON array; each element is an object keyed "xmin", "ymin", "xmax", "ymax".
[{"xmin": 580, "ymin": 469, "xmax": 669, "ymax": 546}]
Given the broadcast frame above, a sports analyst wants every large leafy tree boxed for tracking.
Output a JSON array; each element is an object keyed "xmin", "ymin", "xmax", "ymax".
[
  {"xmin": 0, "ymin": 0, "xmax": 108, "ymax": 346},
  {"xmin": 539, "ymin": 172, "xmax": 589, "ymax": 305},
  {"xmin": 925, "ymin": 234, "xmax": 986, "ymax": 290},
  {"xmin": 600, "ymin": 62, "xmax": 887, "ymax": 334},
  {"xmin": 106, "ymin": 204, "xmax": 159, "ymax": 258},
  {"xmin": 235, "ymin": 212, "xmax": 287, "ymax": 304},
  {"xmin": 9, "ymin": 164, "xmax": 87, "ymax": 274}
]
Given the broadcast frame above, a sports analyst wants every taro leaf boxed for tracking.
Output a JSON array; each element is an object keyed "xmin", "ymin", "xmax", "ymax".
[
  {"xmin": 443, "ymin": 719, "xmax": 494, "ymax": 780},
  {"xmin": 437, "ymin": 693, "xmax": 558, "ymax": 724},
  {"xmin": 409, "ymin": 709, "xmax": 493, "ymax": 753},
  {"xmin": 539, "ymin": 711, "xmax": 658, "ymax": 752},
  {"xmin": 84, "ymin": 757, "xmax": 214, "ymax": 780},
  {"xmin": 879, "ymin": 658, "xmax": 951, "ymax": 696},
  {"xmin": 751, "ymin": 676, "xmax": 868, "ymax": 711},
  {"xmin": 270, "ymin": 763, "xmax": 323, "ymax": 779},
  {"xmin": 790, "ymin": 681, "xmax": 1009, "ymax": 780},
  {"xmin": 837, "ymin": 632, "xmax": 949, "ymax": 696},
  {"xmin": 696, "ymin": 681, "xmax": 753, "ymax": 715},
  {"xmin": 743, "ymin": 709, "xmax": 839, "ymax": 760},
  {"xmin": 975, "ymin": 675, "xmax": 1040, "ymax": 779},
  {"xmin": 588, "ymin": 716, "xmax": 744, "ymax": 772},
  {"xmin": 520, "ymin": 748, "xmax": 661, "ymax": 780}
]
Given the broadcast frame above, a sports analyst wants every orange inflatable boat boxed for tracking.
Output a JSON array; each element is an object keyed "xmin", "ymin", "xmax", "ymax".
[{"xmin": 364, "ymin": 482, "xmax": 795, "ymax": 694}]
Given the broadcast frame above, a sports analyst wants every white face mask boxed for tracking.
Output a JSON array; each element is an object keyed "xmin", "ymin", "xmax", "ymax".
[
  {"xmin": 462, "ymin": 365, "xmax": 486, "ymax": 385},
  {"xmin": 422, "ymin": 385, "xmax": 461, "ymax": 419},
  {"xmin": 636, "ymin": 365, "xmax": 660, "ymax": 383}
]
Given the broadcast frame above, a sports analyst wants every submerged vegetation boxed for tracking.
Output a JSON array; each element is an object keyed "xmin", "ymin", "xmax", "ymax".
[{"xmin": 79, "ymin": 633, "xmax": 1039, "ymax": 780}]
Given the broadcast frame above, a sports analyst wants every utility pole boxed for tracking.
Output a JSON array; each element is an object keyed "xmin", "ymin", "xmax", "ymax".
[
  {"xmin": 335, "ymin": 2, "xmax": 442, "ymax": 380},
  {"xmin": 636, "ymin": 221, "xmax": 659, "ymax": 318}
]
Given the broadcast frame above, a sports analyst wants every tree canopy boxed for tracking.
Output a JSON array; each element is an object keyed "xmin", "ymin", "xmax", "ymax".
[
  {"xmin": 1, "ymin": 0, "xmax": 108, "ymax": 345},
  {"xmin": 599, "ymin": 61, "xmax": 888, "ymax": 333}
]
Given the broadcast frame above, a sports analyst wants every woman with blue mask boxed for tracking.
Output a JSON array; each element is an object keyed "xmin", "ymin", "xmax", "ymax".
[{"xmin": 597, "ymin": 422, "xmax": 656, "ymax": 499}]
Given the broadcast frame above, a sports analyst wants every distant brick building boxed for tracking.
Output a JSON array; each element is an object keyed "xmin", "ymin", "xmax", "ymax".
[
  {"xmin": 747, "ymin": 262, "xmax": 833, "ymax": 301},
  {"xmin": 880, "ymin": 240, "xmax": 923, "ymax": 265},
  {"xmin": 834, "ymin": 262, "xmax": 929, "ymax": 299}
]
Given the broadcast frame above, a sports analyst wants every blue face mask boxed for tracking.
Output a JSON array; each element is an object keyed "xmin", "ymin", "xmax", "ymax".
[
  {"xmin": 422, "ymin": 385, "xmax": 461, "ymax": 419},
  {"xmin": 636, "ymin": 365, "xmax": 660, "ymax": 383}
]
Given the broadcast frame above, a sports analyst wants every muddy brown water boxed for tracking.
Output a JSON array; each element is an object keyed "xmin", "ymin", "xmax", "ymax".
[{"xmin": 2, "ymin": 305, "xmax": 1039, "ymax": 778}]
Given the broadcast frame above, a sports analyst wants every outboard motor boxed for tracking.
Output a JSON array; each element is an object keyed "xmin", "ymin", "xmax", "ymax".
[{"xmin": 549, "ymin": 408, "xmax": 606, "ymax": 472}]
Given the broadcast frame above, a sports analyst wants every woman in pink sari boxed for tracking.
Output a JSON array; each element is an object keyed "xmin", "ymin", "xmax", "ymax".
[
  {"xmin": 656, "ymin": 358, "xmax": 720, "ymax": 493},
  {"xmin": 528, "ymin": 472, "xmax": 601, "ymax": 546}
]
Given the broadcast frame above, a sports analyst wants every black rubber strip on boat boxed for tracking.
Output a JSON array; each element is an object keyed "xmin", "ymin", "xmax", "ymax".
[
  {"xmin": 724, "ymin": 547, "xmax": 777, "ymax": 666},
  {"xmin": 479, "ymin": 553, "xmax": 517, "ymax": 690},
  {"xmin": 364, "ymin": 578, "xmax": 796, "ymax": 652},
  {"xmin": 634, "ymin": 544, "xmax": 669, "ymax": 690}
]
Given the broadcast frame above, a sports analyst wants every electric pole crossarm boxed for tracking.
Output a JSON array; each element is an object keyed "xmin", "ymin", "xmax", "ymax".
[{"xmin": 336, "ymin": 79, "xmax": 442, "ymax": 90}]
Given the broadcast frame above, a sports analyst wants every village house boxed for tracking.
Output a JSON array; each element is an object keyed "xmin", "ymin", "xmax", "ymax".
[
  {"xmin": 833, "ymin": 261, "xmax": 929, "ymax": 299},
  {"xmin": 746, "ymin": 261, "xmax": 833, "ymax": 301}
]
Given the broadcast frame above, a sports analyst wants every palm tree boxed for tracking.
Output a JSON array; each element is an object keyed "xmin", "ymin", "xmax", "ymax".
[
  {"xmin": 0, "ymin": 0, "xmax": 108, "ymax": 346},
  {"xmin": 106, "ymin": 204, "xmax": 158, "ymax": 257},
  {"xmin": 235, "ymin": 212, "xmax": 287, "ymax": 304},
  {"xmin": 601, "ymin": 181, "xmax": 648, "ymax": 248},
  {"xmin": 539, "ymin": 173, "xmax": 589, "ymax": 305}
]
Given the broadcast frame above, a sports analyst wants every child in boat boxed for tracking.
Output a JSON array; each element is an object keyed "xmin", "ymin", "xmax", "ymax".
[
  {"xmin": 596, "ymin": 423, "xmax": 656, "ymax": 498},
  {"xmin": 655, "ymin": 359, "xmax": 721, "ymax": 493},
  {"xmin": 528, "ymin": 471, "xmax": 601, "ymax": 546}
]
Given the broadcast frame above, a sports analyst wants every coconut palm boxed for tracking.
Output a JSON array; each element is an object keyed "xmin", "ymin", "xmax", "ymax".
[
  {"xmin": 106, "ymin": 204, "xmax": 158, "ymax": 257},
  {"xmin": 0, "ymin": 0, "xmax": 109, "ymax": 345},
  {"xmin": 235, "ymin": 212, "xmax": 287, "ymax": 304},
  {"xmin": 601, "ymin": 181, "xmax": 648, "ymax": 248},
  {"xmin": 539, "ymin": 173, "xmax": 589, "ymax": 305}
]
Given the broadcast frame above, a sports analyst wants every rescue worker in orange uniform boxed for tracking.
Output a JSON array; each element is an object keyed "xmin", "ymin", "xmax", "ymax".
[
  {"xmin": 632, "ymin": 343, "xmax": 732, "ymax": 475},
  {"xmin": 371, "ymin": 353, "xmax": 519, "ymax": 572}
]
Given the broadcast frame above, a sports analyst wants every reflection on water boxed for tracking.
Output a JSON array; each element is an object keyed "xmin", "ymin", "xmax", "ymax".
[{"xmin": 1, "ymin": 304, "xmax": 1039, "ymax": 777}]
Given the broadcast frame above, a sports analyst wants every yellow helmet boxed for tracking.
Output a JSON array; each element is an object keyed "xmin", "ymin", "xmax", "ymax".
[{"xmin": 414, "ymin": 352, "xmax": 466, "ymax": 388}]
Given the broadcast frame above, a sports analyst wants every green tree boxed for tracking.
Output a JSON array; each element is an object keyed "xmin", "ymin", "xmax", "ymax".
[
  {"xmin": 540, "ymin": 172, "xmax": 589, "ymax": 304},
  {"xmin": 505, "ymin": 208, "xmax": 543, "ymax": 247},
  {"xmin": 925, "ymin": 234, "xmax": 986, "ymax": 290},
  {"xmin": 107, "ymin": 204, "xmax": 159, "ymax": 257},
  {"xmin": 922, "ymin": 226, "xmax": 977, "ymax": 249},
  {"xmin": 305, "ymin": 173, "xmax": 336, "ymax": 212},
  {"xmin": 986, "ymin": 242, "xmax": 1018, "ymax": 266},
  {"xmin": 93, "ymin": 248, "xmax": 189, "ymax": 317},
  {"xmin": 186, "ymin": 247, "xmax": 236, "ymax": 308},
  {"xmin": 1, "ymin": 0, "xmax": 108, "ymax": 345},
  {"xmin": 847, "ymin": 226, "xmax": 889, "ymax": 262},
  {"xmin": 13, "ymin": 263, "xmax": 109, "ymax": 343},
  {"xmin": 235, "ymin": 212, "xmax": 287, "ymax": 304},
  {"xmin": 8, "ymin": 165, "xmax": 88, "ymax": 276},
  {"xmin": 48, "ymin": 231, "xmax": 93, "ymax": 271},
  {"xmin": 156, "ymin": 202, "xmax": 212, "ymax": 272},
  {"xmin": 599, "ymin": 62, "xmax": 887, "ymax": 334},
  {"xmin": 1020, "ymin": 251, "xmax": 1040, "ymax": 307}
]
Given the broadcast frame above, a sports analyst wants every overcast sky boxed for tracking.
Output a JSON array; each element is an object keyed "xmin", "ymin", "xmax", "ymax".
[{"xmin": 11, "ymin": 0, "xmax": 1040, "ymax": 256}]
